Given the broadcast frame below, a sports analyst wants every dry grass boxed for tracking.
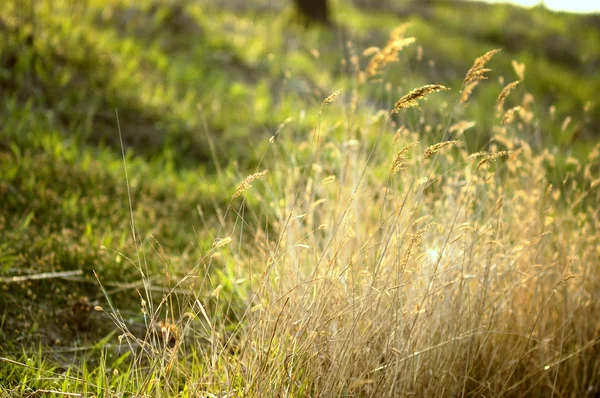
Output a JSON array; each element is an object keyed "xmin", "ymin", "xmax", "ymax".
[
  {"xmin": 502, "ymin": 105, "xmax": 522, "ymax": 126},
  {"xmin": 322, "ymin": 88, "xmax": 343, "ymax": 106},
  {"xmin": 364, "ymin": 23, "xmax": 415, "ymax": 78},
  {"xmin": 21, "ymin": 25, "xmax": 598, "ymax": 397},
  {"xmin": 497, "ymin": 80, "xmax": 521, "ymax": 113},
  {"xmin": 100, "ymin": 81, "xmax": 599, "ymax": 397},
  {"xmin": 464, "ymin": 48, "xmax": 502, "ymax": 85},
  {"xmin": 232, "ymin": 169, "xmax": 269, "ymax": 199},
  {"xmin": 193, "ymin": 126, "xmax": 598, "ymax": 396},
  {"xmin": 393, "ymin": 85, "xmax": 451, "ymax": 112},
  {"xmin": 424, "ymin": 140, "xmax": 462, "ymax": 159},
  {"xmin": 391, "ymin": 142, "xmax": 419, "ymax": 175},
  {"xmin": 461, "ymin": 48, "xmax": 502, "ymax": 104}
]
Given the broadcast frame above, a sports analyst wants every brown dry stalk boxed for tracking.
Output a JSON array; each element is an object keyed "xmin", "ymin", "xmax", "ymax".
[
  {"xmin": 512, "ymin": 59, "xmax": 526, "ymax": 80},
  {"xmin": 496, "ymin": 81, "xmax": 520, "ymax": 112},
  {"xmin": 477, "ymin": 151, "xmax": 512, "ymax": 169},
  {"xmin": 424, "ymin": 140, "xmax": 462, "ymax": 159},
  {"xmin": 213, "ymin": 237, "xmax": 232, "ymax": 248},
  {"xmin": 468, "ymin": 151, "xmax": 489, "ymax": 159},
  {"xmin": 464, "ymin": 48, "xmax": 501, "ymax": 85},
  {"xmin": 400, "ymin": 222, "xmax": 436, "ymax": 269},
  {"xmin": 365, "ymin": 24, "xmax": 415, "ymax": 77},
  {"xmin": 460, "ymin": 81, "xmax": 479, "ymax": 104},
  {"xmin": 362, "ymin": 47, "xmax": 380, "ymax": 57},
  {"xmin": 322, "ymin": 89, "xmax": 343, "ymax": 106},
  {"xmin": 0, "ymin": 270, "xmax": 83, "ymax": 283},
  {"xmin": 232, "ymin": 170, "xmax": 268, "ymax": 199},
  {"xmin": 502, "ymin": 106, "xmax": 522, "ymax": 126},
  {"xmin": 557, "ymin": 256, "xmax": 578, "ymax": 287},
  {"xmin": 461, "ymin": 49, "xmax": 501, "ymax": 104},
  {"xmin": 365, "ymin": 37, "xmax": 416, "ymax": 77},
  {"xmin": 389, "ymin": 23, "xmax": 411, "ymax": 40},
  {"xmin": 393, "ymin": 85, "xmax": 450, "ymax": 112},
  {"xmin": 391, "ymin": 141, "xmax": 419, "ymax": 175}
]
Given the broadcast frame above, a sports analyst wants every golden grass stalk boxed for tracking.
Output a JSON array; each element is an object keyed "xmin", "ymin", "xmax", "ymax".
[
  {"xmin": 365, "ymin": 24, "xmax": 415, "ymax": 78},
  {"xmin": 477, "ymin": 150, "xmax": 512, "ymax": 169},
  {"xmin": 496, "ymin": 80, "xmax": 520, "ymax": 112},
  {"xmin": 464, "ymin": 48, "xmax": 501, "ymax": 85},
  {"xmin": 501, "ymin": 105, "xmax": 522, "ymax": 126},
  {"xmin": 212, "ymin": 237, "xmax": 232, "ymax": 248},
  {"xmin": 322, "ymin": 175, "xmax": 336, "ymax": 184},
  {"xmin": 424, "ymin": 140, "xmax": 462, "ymax": 159},
  {"xmin": 511, "ymin": 59, "xmax": 526, "ymax": 80},
  {"xmin": 393, "ymin": 85, "xmax": 450, "ymax": 112},
  {"xmin": 362, "ymin": 47, "xmax": 380, "ymax": 57},
  {"xmin": 468, "ymin": 151, "xmax": 489, "ymax": 159},
  {"xmin": 232, "ymin": 170, "xmax": 268, "ymax": 199},
  {"xmin": 322, "ymin": 88, "xmax": 343, "ymax": 106},
  {"xmin": 461, "ymin": 49, "xmax": 501, "ymax": 104},
  {"xmin": 389, "ymin": 23, "xmax": 411, "ymax": 40},
  {"xmin": 365, "ymin": 38, "xmax": 416, "ymax": 77},
  {"xmin": 460, "ymin": 81, "xmax": 479, "ymax": 104},
  {"xmin": 400, "ymin": 222, "xmax": 436, "ymax": 269},
  {"xmin": 391, "ymin": 142, "xmax": 419, "ymax": 175},
  {"xmin": 561, "ymin": 116, "xmax": 572, "ymax": 132}
]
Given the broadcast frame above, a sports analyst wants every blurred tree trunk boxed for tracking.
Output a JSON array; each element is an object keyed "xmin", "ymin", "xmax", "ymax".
[{"xmin": 293, "ymin": 0, "xmax": 330, "ymax": 25}]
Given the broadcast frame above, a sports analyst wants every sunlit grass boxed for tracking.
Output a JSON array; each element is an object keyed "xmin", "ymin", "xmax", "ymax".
[{"xmin": 1, "ymin": 0, "xmax": 599, "ymax": 396}]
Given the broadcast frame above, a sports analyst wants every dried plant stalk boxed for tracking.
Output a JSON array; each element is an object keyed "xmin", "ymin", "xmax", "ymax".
[
  {"xmin": 365, "ymin": 23, "xmax": 415, "ymax": 78},
  {"xmin": 461, "ymin": 49, "xmax": 501, "ymax": 104},
  {"xmin": 502, "ymin": 106, "xmax": 522, "ymax": 126},
  {"xmin": 496, "ymin": 81, "xmax": 520, "ymax": 112},
  {"xmin": 391, "ymin": 142, "xmax": 419, "ymax": 175},
  {"xmin": 400, "ymin": 222, "xmax": 436, "ymax": 269},
  {"xmin": 512, "ymin": 59, "xmax": 526, "ymax": 80},
  {"xmin": 232, "ymin": 170, "xmax": 268, "ymax": 199},
  {"xmin": 393, "ymin": 85, "xmax": 450, "ymax": 112},
  {"xmin": 322, "ymin": 89, "xmax": 343, "ymax": 106},
  {"xmin": 477, "ymin": 151, "xmax": 512, "ymax": 169},
  {"xmin": 424, "ymin": 140, "xmax": 462, "ymax": 159},
  {"xmin": 468, "ymin": 151, "xmax": 489, "ymax": 159},
  {"xmin": 213, "ymin": 237, "xmax": 232, "ymax": 248},
  {"xmin": 365, "ymin": 38, "xmax": 416, "ymax": 77},
  {"xmin": 460, "ymin": 81, "xmax": 478, "ymax": 104},
  {"xmin": 464, "ymin": 48, "xmax": 501, "ymax": 84}
]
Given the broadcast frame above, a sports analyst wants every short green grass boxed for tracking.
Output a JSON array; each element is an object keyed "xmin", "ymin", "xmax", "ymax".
[{"xmin": 1, "ymin": 0, "xmax": 599, "ymax": 396}]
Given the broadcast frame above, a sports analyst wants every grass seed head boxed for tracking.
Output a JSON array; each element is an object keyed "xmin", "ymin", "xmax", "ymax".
[
  {"xmin": 424, "ymin": 140, "xmax": 462, "ymax": 159},
  {"xmin": 393, "ymin": 85, "xmax": 450, "ymax": 112},
  {"xmin": 460, "ymin": 81, "xmax": 479, "ymax": 104},
  {"xmin": 401, "ymin": 222, "xmax": 436, "ymax": 269},
  {"xmin": 213, "ymin": 237, "xmax": 232, "ymax": 248},
  {"xmin": 322, "ymin": 89, "xmax": 343, "ymax": 106},
  {"xmin": 502, "ymin": 106, "xmax": 522, "ymax": 126},
  {"xmin": 365, "ymin": 24, "xmax": 415, "ymax": 78},
  {"xmin": 512, "ymin": 59, "xmax": 526, "ymax": 80},
  {"xmin": 464, "ymin": 48, "xmax": 501, "ymax": 85},
  {"xmin": 468, "ymin": 151, "xmax": 489, "ymax": 159},
  {"xmin": 365, "ymin": 37, "xmax": 416, "ymax": 78},
  {"xmin": 497, "ymin": 80, "xmax": 520, "ymax": 112},
  {"xmin": 477, "ymin": 151, "xmax": 512, "ymax": 169},
  {"xmin": 391, "ymin": 142, "xmax": 419, "ymax": 175},
  {"xmin": 232, "ymin": 170, "xmax": 268, "ymax": 199}
]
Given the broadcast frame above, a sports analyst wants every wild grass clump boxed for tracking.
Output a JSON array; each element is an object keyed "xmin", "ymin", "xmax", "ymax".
[
  {"xmin": 2, "ymin": 12, "xmax": 599, "ymax": 398},
  {"xmin": 66, "ymin": 36, "xmax": 599, "ymax": 397}
]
